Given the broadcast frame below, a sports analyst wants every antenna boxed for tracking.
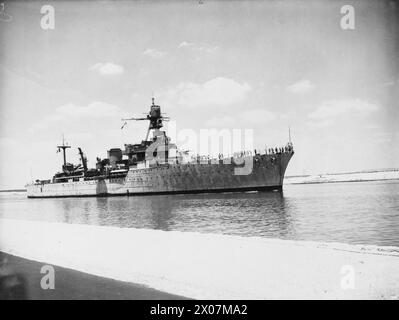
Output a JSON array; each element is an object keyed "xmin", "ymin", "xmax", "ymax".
[{"xmin": 57, "ymin": 134, "xmax": 71, "ymax": 167}]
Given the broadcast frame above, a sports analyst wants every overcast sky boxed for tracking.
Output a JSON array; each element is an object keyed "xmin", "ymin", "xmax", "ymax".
[{"xmin": 0, "ymin": 0, "xmax": 398, "ymax": 188}]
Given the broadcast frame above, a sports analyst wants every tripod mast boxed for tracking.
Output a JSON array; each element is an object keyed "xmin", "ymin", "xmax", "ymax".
[
  {"xmin": 121, "ymin": 97, "xmax": 169, "ymax": 141},
  {"xmin": 57, "ymin": 135, "xmax": 71, "ymax": 167}
]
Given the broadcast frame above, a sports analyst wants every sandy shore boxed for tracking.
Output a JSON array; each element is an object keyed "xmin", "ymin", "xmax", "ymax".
[
  {"xmin": 1, "ymin": 218, "xmax": 399, "ymax": 299},
  {"xmin": 0, "ymin": 251, "xmax": 186, "ymax": 300}
]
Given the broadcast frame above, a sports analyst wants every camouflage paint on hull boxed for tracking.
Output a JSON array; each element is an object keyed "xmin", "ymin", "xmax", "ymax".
[{"xmin": 27, "ymin": 152, "xmax": 293, "ymax": 198}]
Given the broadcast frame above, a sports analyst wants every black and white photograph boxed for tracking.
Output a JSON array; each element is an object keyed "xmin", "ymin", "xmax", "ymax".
[{"xmin": 0, "ymin": 0, "xmax": 399, "ymax": 305}]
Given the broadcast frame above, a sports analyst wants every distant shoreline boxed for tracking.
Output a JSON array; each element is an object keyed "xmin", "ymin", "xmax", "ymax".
[
  {"xmin": 286, "ymin": 168, "xmax": 399, "ymax": 179},
  {"xmin": 285, "ymin": 169, "xmax": 399, "ymax": 185},
  {"xmin": 0, "ymin": 189, "xmax": 26, "ymax": 193},
  {"xmin": 287, "ymin": 178, "xmax": 399, "ymax": 185}
]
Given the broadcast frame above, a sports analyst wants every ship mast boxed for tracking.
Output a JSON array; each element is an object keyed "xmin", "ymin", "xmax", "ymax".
[
  {"xmin": 57, "ymin": 135, "xmax": 71, "ymax": 167},
  {"xmin": 287, "ymin": 126, "xmax": 294, "ymax": 150},
  {"xmin": 121, "ymin": 97, "xmax": 169, "ymax": 141}
]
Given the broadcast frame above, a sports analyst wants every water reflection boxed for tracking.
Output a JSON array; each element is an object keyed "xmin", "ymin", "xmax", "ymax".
[
  {"xmin": 55, "ymin": 191, "xmax": 293, "ymax": 238},
  {"xmin": 2, "ymin": 181, "xmax": 399, "ymax": 246},
  {"xmin": 148, "ymin": 196, "xmax": 174, "ymax": 230}
]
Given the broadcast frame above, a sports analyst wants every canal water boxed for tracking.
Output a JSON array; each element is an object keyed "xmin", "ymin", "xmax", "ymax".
[{"xmin": 1, "ymin": 180, "xmax": 398, "ymax": 247}]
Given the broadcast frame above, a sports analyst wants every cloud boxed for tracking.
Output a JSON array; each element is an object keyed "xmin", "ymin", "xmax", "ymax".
[
  {"xmin": 309, "ymin": 99, "xmax": 379, "ymax": 120},
  {"xmin": 205, "ymin": 109, "xmax": 276, "ymax": 127},
  {"xmin": 286, "ymin": 79, "xmax": 315, "ymax": 94},
  {"xmin": 67, "ymin": 132, "xmax": 95, "ymax": 141},
  {"xmin": 205, "ymin": 116, "xmax": 236, "ymax": 127},
  {"xmin": 56, "ymin": 101, "xmax": 121, "ymax": 118},
  {"xmin": 241, "ymin": 109, "xmax": 276, "ymax": 124},
  {"xmin": 306, "ymin": 118, "xmax": 335, "ymax": 128},
  {"xmin": 90, "ymin": 62, "xmax": 124, "ymax": 75},
  {"xmin": 178, "ymin": 41, "xmax": 195, "ymax": 48},
  {"xmin": 142, "ymin": 48, "xmax": 167, "ymax": 58},
  {"xmin": 0, "ymin": 137, "xmax": 17, "ymax": 149},
  {"xmin": 198, "ymin": 45, "xmax": 219, "ymax": 54},
  {"xmin": 177, "ymin": 41, "xmax": 219, "ymax": 53},
  {"xmin": 159, "ymin": 77, "xmax": 251, "ymax": 109},
  {"xmin": 30, "ymin": 101, "xmax": 122, "ymax": 133}
]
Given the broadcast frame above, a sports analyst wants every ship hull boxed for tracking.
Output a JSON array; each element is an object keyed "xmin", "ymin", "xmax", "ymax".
[{"xmin": 27, "ymin": 152, "xmax": 293, "ymax": 198}]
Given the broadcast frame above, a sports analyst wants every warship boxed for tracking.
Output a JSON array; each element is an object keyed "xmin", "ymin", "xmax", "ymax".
[{"xmin": 26, "ymin": 99, "xmax": 294, "ymax": 198}]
